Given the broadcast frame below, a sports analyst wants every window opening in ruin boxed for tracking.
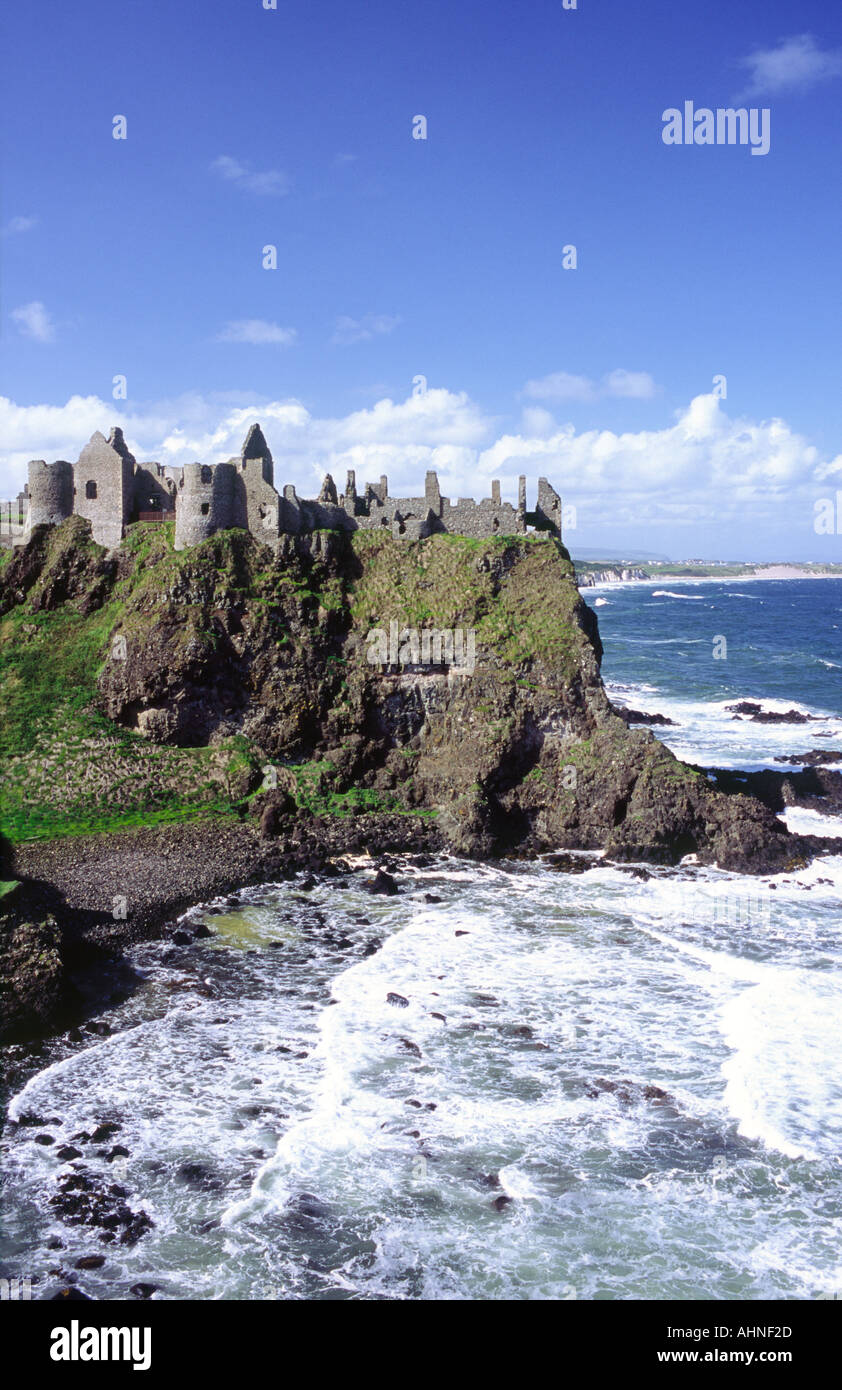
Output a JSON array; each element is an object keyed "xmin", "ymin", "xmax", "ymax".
[{"xmin": 85, "ymin": 480, "xmax": 97, "ymax": 499}]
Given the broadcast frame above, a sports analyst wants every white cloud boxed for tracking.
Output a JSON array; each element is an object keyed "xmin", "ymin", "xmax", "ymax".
[
  {"xmin": 215, "ymin": 320, "xmax": 297, "ymax": 346},
  {"xmin": 0, "ymin": 389, "xmax": 837, "ymax": 546},
  {"xmin": 602, "ymin": 369, "xmax": 658, "ymax": 399},
  {"xmin": 211, "ymin": 155, "xmax": 290, "ymax": 196},
  {"xmin": 737, "ymin": 34, "xmax": 842, "ymax": 98},
  {"xmin": 332, "ymin": 314, "xmax": 401, "ymax": 346},
  {"xmin": 523, "ymin": 368, "xmax": 658, "ymax": 402},
  {"xmin": 11, "ymin": 301, "xmax": 55, "ymax": 343},
  {"xmin": 2, "ymin": 215, "xmax": 38, "ymax": 235}
]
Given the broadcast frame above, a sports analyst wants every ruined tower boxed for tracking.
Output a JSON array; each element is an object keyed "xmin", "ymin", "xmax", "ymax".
[
  {"xmin": 75, "ymin": 428, "xmax": 136, "ymax": 547},
  {"xmin": 230, "ymin": 424, "xmax": 280, "ymax": 540},
  {"xmin": 27, "ymin": 460, "xmax": 74, "ymax": 529},
  {"xmin": 174, "ymin": 462, "xmax": 236, "ymax": 549}
]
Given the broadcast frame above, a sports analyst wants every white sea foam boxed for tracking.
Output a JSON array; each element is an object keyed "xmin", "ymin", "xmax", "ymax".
[
  {"xmin": 607, "ymin": 681, "xmax": 842, "ymax": 770},
  {"xmin": 651, "ymin": 590, "xmax": 706, "ymax": 600},
  {"xmin": 781, "ymin": 806, "xmax": 842, "ymax": 839}
]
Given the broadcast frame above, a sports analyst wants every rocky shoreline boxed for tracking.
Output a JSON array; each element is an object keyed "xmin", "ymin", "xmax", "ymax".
[
  {"xmin": 0, "ymin": 812, "xmax": 444, "ymax": 1046},
  {"xmin": 4, "ymin": 760, "xmax": 842, "ymax": 1049}
]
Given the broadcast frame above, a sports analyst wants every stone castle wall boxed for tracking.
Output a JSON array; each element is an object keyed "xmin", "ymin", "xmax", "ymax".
[
  {"xmin": 74, "ymin": 429, "xmax": 136, "ymax": 549},
  {"xmin": 8, "ymin": 422, "xmax": 563, "ymax": 551}
]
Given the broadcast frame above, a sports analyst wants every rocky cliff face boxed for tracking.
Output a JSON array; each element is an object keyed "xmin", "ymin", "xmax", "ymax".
[{"xmin": 1, "ymin": 517, "xmax": 833, "ymax": 875}]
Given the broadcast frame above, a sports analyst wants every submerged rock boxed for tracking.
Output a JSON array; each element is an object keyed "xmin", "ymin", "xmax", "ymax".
[{"xmin": 365, "ymin": 870, "xmax": 399, "ymax": 896}]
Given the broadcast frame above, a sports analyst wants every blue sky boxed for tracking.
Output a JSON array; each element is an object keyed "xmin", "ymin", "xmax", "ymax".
[{"xmin": 1, "ymin": 0, "xmax": 841, "ymax": 560}]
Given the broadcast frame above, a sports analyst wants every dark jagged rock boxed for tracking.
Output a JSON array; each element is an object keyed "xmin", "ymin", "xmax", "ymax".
[
  {"xmin": 175, "ymin": 1161, "xmax": 222, "ymax": 1191},
  {"xmin": 258, "ymin": 790, "xmax": 296, "ymax": 838},
  {"xmin": 584, "ymin": 1078, "xmax": 674, "ymax": 1106},
  {"xmin": 708, "ymin": 765, "xmax": 842, "ymax": 818},
  {"xmin": 543, "ymin": 852, "xmax": 593, "ymax": 874},
  {"xmin": 0, "ymin": 913, "xmax": 67, "ymax": 1042},
  {"xmin": 90, "ymin": 1123, "xmax": 121, "ymax": 1143},
  {"xmin": 774, "ymin": 750, "xmax": 842, "ymax": 766},
  {"xmin": 49, "ymin": 1169, "xmax": 153, "ymax": 1246},
  {"xmin": 613, "ymin": 706, "xmax": 677, "ymax": 727},
  {"xmin": 366, "ymin": 870, "xmax": 399, "ymax": 896},
  {"xmin": 726, "ymin": 701, "xmax": 820, "ymax": 724}
]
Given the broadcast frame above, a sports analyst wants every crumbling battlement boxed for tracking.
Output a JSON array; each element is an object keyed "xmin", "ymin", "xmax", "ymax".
[{"xmin": 2, "ymin": 423, "xmax": 563, "ymax": 550}]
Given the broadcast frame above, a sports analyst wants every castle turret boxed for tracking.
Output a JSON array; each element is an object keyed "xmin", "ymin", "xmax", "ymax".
[
  {"xmin": 27, "ymin": 459, "xmax": 74, "ymax": 529},
  {"xmin": 174, "ymin": 462, "xmax": 236, "ymax": 549}
]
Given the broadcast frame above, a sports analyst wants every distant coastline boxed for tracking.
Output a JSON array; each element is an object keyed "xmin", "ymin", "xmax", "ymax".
[{"xmin": 576, "ymin": 562, "xmax": 842, "ymax": 588}]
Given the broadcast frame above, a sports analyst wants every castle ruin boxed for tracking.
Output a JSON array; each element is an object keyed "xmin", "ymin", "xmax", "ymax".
[{"xmin": 1, "ymin": 424, "xmax": 563, "ymax": 550}]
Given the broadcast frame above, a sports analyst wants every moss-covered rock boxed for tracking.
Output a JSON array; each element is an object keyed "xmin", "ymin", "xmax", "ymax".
[{"xmin": 0, "ymin": 912, "xmax": 66, "ymax": 1041}]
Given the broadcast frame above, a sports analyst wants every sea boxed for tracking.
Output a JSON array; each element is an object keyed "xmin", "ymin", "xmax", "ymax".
[{"xmin": 1, "ymin": 578, "xmax": 841, "ymax": 1301}]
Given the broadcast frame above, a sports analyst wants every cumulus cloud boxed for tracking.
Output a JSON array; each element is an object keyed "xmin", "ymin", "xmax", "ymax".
[
  {"xmin": 11, "ymin": 301, "xmax": 55, "ymax": 342},
  {"xmin": 0, "ymin": 389, "xmax": 837, "ymax": 546},
  {"xmin": 2, "ymin": 215, "xmax": 38, "ymax": 235},
  {"xmin": 215, "ymin": 320, "xmax": 297, "ymax": 345},
  {"xmin": 737, "ymin": 34, "xmax": 842, "ymax": 99},
  {"xmin": 211, "ymin": 155, "xmax": 289, "ymax": 196},
  {"xmin": 522, "ymin": 368, "xmax": 658, "ymax": 402},
  {"xmin": 332, "ymin": 314, "xmax": 401, "ymax": 346}
]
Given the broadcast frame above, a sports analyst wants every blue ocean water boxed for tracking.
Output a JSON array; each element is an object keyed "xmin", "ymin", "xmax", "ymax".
[{"xmin": 588, "ymin": 578, "xmax": 842, "ymax": 770}]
